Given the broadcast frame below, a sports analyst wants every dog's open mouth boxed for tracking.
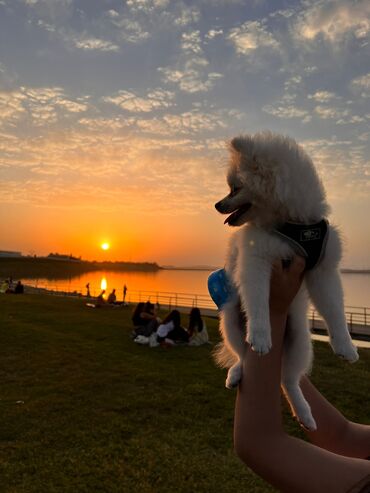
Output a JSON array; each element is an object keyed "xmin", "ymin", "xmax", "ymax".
[{"xmin": 224, "ymin": 203, "xmax": 252, "ymax": 225}]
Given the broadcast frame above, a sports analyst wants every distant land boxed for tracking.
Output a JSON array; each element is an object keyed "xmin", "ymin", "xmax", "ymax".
[
  {"xmin": 0, "ymin": 256, "xmax": 161, "ymax": 280},
  {"xmin": 161, "ymin": 265, "xmax": 219, "ymax": 271},
  {"xmin": 0, "ymin": 255, "xmax": 369, "ymax": 280},
  {"xmin": 163, "ymin": 265, "xmax": 370, "ymax": 274}
]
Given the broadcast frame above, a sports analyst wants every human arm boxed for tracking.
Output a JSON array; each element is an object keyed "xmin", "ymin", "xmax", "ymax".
[
  {"xmin": 300, "ymin": 377, "xmax": 370, "ymax": 459},
  {"xmin": 233, "ymin": 257, "xmax": 370, "ymax": 492}
]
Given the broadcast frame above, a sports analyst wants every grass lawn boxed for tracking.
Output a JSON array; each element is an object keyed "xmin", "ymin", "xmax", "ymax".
[{"xmin": 0, "ymin": 294, "xmax": 369, "ymax": 493}]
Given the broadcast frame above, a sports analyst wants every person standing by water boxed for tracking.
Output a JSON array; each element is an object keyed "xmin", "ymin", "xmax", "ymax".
[
  {"xmin": 86, "ymin": 283, "xmax": 91, "ymax": 297},
  {"xmin": 123, "ymin": 284, "xmax": 128, "ymax": 304}
]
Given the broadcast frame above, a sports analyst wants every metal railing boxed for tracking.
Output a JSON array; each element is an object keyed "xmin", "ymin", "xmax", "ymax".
[{"xmin": 24, "ymin": 280, "xmax": 370, "ymax": 333}]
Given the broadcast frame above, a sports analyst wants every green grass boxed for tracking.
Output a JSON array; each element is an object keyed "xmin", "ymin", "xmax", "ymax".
[{"xmin": 0, "ymin": 295, "xmax": 369, "ymax": 493}]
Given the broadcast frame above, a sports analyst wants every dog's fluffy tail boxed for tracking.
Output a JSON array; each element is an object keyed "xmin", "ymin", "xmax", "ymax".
[{"xmin": 212, "ymin": 341, "xmax": 238, "ymax": 368}]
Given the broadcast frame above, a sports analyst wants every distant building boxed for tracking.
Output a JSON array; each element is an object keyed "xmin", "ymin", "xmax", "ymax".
[
  {"xmin": 0, "ymin": 250, "xmax": 22, "ymax": 258},
  {"xmin": 47, "ymin": 253, "xmax": 82, "ymax": 263}
]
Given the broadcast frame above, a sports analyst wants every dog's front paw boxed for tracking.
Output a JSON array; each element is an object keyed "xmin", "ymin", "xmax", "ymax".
[
  {"xmin": 225, "ymin": 362, "xmax": 242, "ymax": 389},
  {"xmin": 332, "ymin": 340, "xmax": 359, "ymax": 363},
  {"xmin": 247, "ymin": 328, "xmax": 272, "ymax": 355}
]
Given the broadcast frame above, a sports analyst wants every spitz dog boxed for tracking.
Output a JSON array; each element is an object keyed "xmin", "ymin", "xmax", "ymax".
[{"xmin": 214, "ymin": 131, "xmax": 358, "ymax": 430}]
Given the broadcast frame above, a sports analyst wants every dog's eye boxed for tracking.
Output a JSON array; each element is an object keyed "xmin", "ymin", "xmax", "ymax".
[{"xmin": 230, "ymin": 186, "xmax": 242, "ymax": 196}]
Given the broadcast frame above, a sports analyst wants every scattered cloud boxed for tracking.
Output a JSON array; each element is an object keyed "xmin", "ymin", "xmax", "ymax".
[
  {"xmin": 228, "ymin": 20, "xmax": 279, "ymax": 55},
  {"xmin": 102, "ymin": 88, "xmax": 175, "ymax": 112},
  {"xmin": 308, "ymin": 91, "xmax": 338, "ymax": 103},
  {"xmin": 72, "ymin": 36, "xmax": 120, "ymax": 52},
  {"xmin": 351, "ymin": 72, "xmax": 370, "ymax": 98},
  {"xmin": 126, "ymin": 0, "xmax": 170, "ymax": 14},
  {"xmin": 263, "ymin": 103, "xmax": 311, "ymax": 121},
  {"xmin": 205, "ymin": 29, "xmax": 223, "ymax": 40},
  {"xmin": 294, "ymin": 0, "xmax": 370, "ymax": 43},
  {"xmin": 0, "ymin": 86, "xmax": 88, "ymax": 127},
  {"xmin": 159, "ymin": 30, "xmax": 223, "ymax": 93}
]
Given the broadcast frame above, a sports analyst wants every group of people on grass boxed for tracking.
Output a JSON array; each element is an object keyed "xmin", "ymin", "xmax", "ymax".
[
  {"xmin": 132, "ymin": 301, "xmax": 209, "ymax": 347},
  {"xmin": 0, "ymin": 277, "xmax": 24, "ymax": 294}
]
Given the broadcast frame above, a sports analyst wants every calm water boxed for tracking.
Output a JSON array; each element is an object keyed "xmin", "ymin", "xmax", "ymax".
[{"xmin": 25, "ymin": 269, "xmax": 370, "ymax": 308}]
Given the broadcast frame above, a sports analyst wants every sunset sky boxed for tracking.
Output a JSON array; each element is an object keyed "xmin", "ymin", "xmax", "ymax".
[{"xmin": 0, "ymin": 0, "xmax": 369, "ymax": 267}]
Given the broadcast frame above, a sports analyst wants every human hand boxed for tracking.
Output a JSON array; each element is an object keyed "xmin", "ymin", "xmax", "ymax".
[{"xmin": 269, "ymin": 256, "xmax": 305, "ymax": 316}]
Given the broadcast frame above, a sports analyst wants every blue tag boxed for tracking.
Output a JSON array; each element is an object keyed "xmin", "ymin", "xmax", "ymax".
[{"xmin": 207, "ymin": 269, "xmax": 237, "ymax": 309}]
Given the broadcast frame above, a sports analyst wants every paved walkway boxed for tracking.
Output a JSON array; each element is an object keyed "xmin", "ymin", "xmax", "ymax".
[{"xmin": 312, "ymin": 333, "xmax": 370, "ymax": 349}]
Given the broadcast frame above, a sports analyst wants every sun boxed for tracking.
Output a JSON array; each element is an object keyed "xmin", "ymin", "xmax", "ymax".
[{"xmin": 101, "ymin": 242, "xmax": 110, "ymax": 251}]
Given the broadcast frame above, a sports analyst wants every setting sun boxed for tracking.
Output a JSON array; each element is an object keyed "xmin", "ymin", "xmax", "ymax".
[{"xmin": 101, "ymin": 242, "xmax": 110, "ymax": 251}]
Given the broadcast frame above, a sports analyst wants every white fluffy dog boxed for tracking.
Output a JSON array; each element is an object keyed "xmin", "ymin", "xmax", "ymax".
[{"xmin": 214, "ymin": 131, "xmax": 359, "ymax": 431}]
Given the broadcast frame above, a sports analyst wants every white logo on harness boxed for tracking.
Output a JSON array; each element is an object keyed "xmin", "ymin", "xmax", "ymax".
[{"xmin": 300, "ymin": 228, "xmax": 321, "ymax": 241}]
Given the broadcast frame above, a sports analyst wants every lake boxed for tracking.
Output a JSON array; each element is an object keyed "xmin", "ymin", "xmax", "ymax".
[{"xmin": 24, "ymin": 269, "xmax": 370, "ymax": 308}]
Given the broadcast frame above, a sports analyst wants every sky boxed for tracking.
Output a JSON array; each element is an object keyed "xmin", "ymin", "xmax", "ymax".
[{"xmin": 0, "ymin": 0, "xmax": 369, "ymax": 267}]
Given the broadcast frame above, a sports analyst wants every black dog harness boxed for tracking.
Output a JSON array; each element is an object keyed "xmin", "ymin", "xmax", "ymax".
[{"xmin": 273, "ymin": 219, "xmax": 329, "ymax": 270}]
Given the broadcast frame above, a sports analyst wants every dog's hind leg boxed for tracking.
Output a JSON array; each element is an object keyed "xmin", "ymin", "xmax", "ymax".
[
  {"xmin": 305, "ymin": 228, "xmax": 358, "ymax": 363},
  {"xmin": 282, "ymin": 286, "xmax": 317, "ymax": 431}
]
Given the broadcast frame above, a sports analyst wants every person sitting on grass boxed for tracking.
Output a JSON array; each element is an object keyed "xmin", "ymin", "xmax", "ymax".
[
  {"xmin": 107, "ymin": 288, "xmax": 117, "ymax": 304},
  {"xmin": 95, "ymin": 290, "xmax": 106, "ymax": 307},
  {"xmin": 132, "ymin": 301, "xmax": 160, "ymax": 338},
  {"xmin": 188, "ymin": 307, "xmax": 209, "ymax": 346},
  {"xmin": 14, "ymin": 280, "xmax": 24, "ymax": 294},
  {"xmin": 234, "ymin": 256, "xmax": 370, "ymax": 493},
  {"xmin": 156, "ymin": 310, "xmax": 189, "ymax": 345}
]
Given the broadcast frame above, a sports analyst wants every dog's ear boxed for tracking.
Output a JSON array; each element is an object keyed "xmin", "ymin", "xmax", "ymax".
[{"xmin": 230, "ymin": 136, "xmax": 247, "ymax": 153}]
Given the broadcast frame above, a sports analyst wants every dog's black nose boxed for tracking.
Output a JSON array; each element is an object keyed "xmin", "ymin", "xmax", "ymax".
[{"xmin": 215, "ymin": 201, "xmax": 223, "ymax": 212}]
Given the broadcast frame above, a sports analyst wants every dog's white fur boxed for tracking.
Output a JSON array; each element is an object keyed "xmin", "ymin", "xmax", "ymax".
[{"xmin": 215, "ymin": 131, "xmax": 358, "ymax": 430}]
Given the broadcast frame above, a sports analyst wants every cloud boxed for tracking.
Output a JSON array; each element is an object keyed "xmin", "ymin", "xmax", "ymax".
[
  {"xmin": 263, "ymin": 103, "xmax": 311, "ymax": 121},
  {"xmin": 270, "ymin": 8, "xmax": 296, "ymax": 19},
  {"xmin": 0, "ymin": 90, "xmax": 27, "ymax": 123},
  {"xmin": 308, "ymin": 91, "xmax": 338, "ymax": 103},
  {"xmin": 228, "ymin": 20, "xmax": 279, "ymax": 55},
  {"xmin": 314, "ymin": 105, "xmax": 348, "ymax": 119},
  {"xmin": 159, "ymin": 64, "xmax": 223, "ymax": 93},
  {"xmin": 173, "ymin": 5, "xmax": 201, "ymax": 26},
  {"xmin": 109, "ymin": 17, "xmax": 150, "ymax": 43},
  {"xmin": 301, "ymin": 138, "xmax": 369, "ymax": 199},
  {"xmin": 159, "ymin": 30, "xmax": 223, "ymax": 93},
  {"xmin": 351, "ymin": 72, "xmax": 370, "ymax": 98},
  {"xmin": 126, "ymin": 0, "xmax": 170, "ymax": 14},
  {"xmin": 181, "ymin": 30, "xmax": 202, "ymax": 54},
  {"xmin": 295, "ymin": 0, "xmax": 370, "ymax": 43},
  {"xmin": 0, "ymin": 86, "xmax": 88, "ymax": 128},
  {"xmin": 72, "ymin": 36, "xmax": 120, "ymax": 52},
  {"xmin": 22, "ymin": 0, "xmax": 74, "ymax": 22},
  {"xmin": 102, "ymin": 88, "xmax": 175, "ymax": 112},
  {"xmin": 205, "ymin": 29, "xmax": 223, "ymax": 39}
]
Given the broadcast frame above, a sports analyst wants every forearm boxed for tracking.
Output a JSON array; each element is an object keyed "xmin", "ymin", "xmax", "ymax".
[
  {"xmin": 234, "ymin": 312, "xmax": 287, "ymax": 450},
  {"xmin": 234, "ymin": 312, "xmax": 370, "ymax": 492},
  {"xmin": 301, "ymin": 377, "xmax": 370, "ymax": 458}
]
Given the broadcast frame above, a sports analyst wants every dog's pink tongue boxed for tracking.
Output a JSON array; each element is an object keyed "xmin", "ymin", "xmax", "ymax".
[{"xmin": 224, "ymin": 203, "xmax": 252, "ymax": 225}]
